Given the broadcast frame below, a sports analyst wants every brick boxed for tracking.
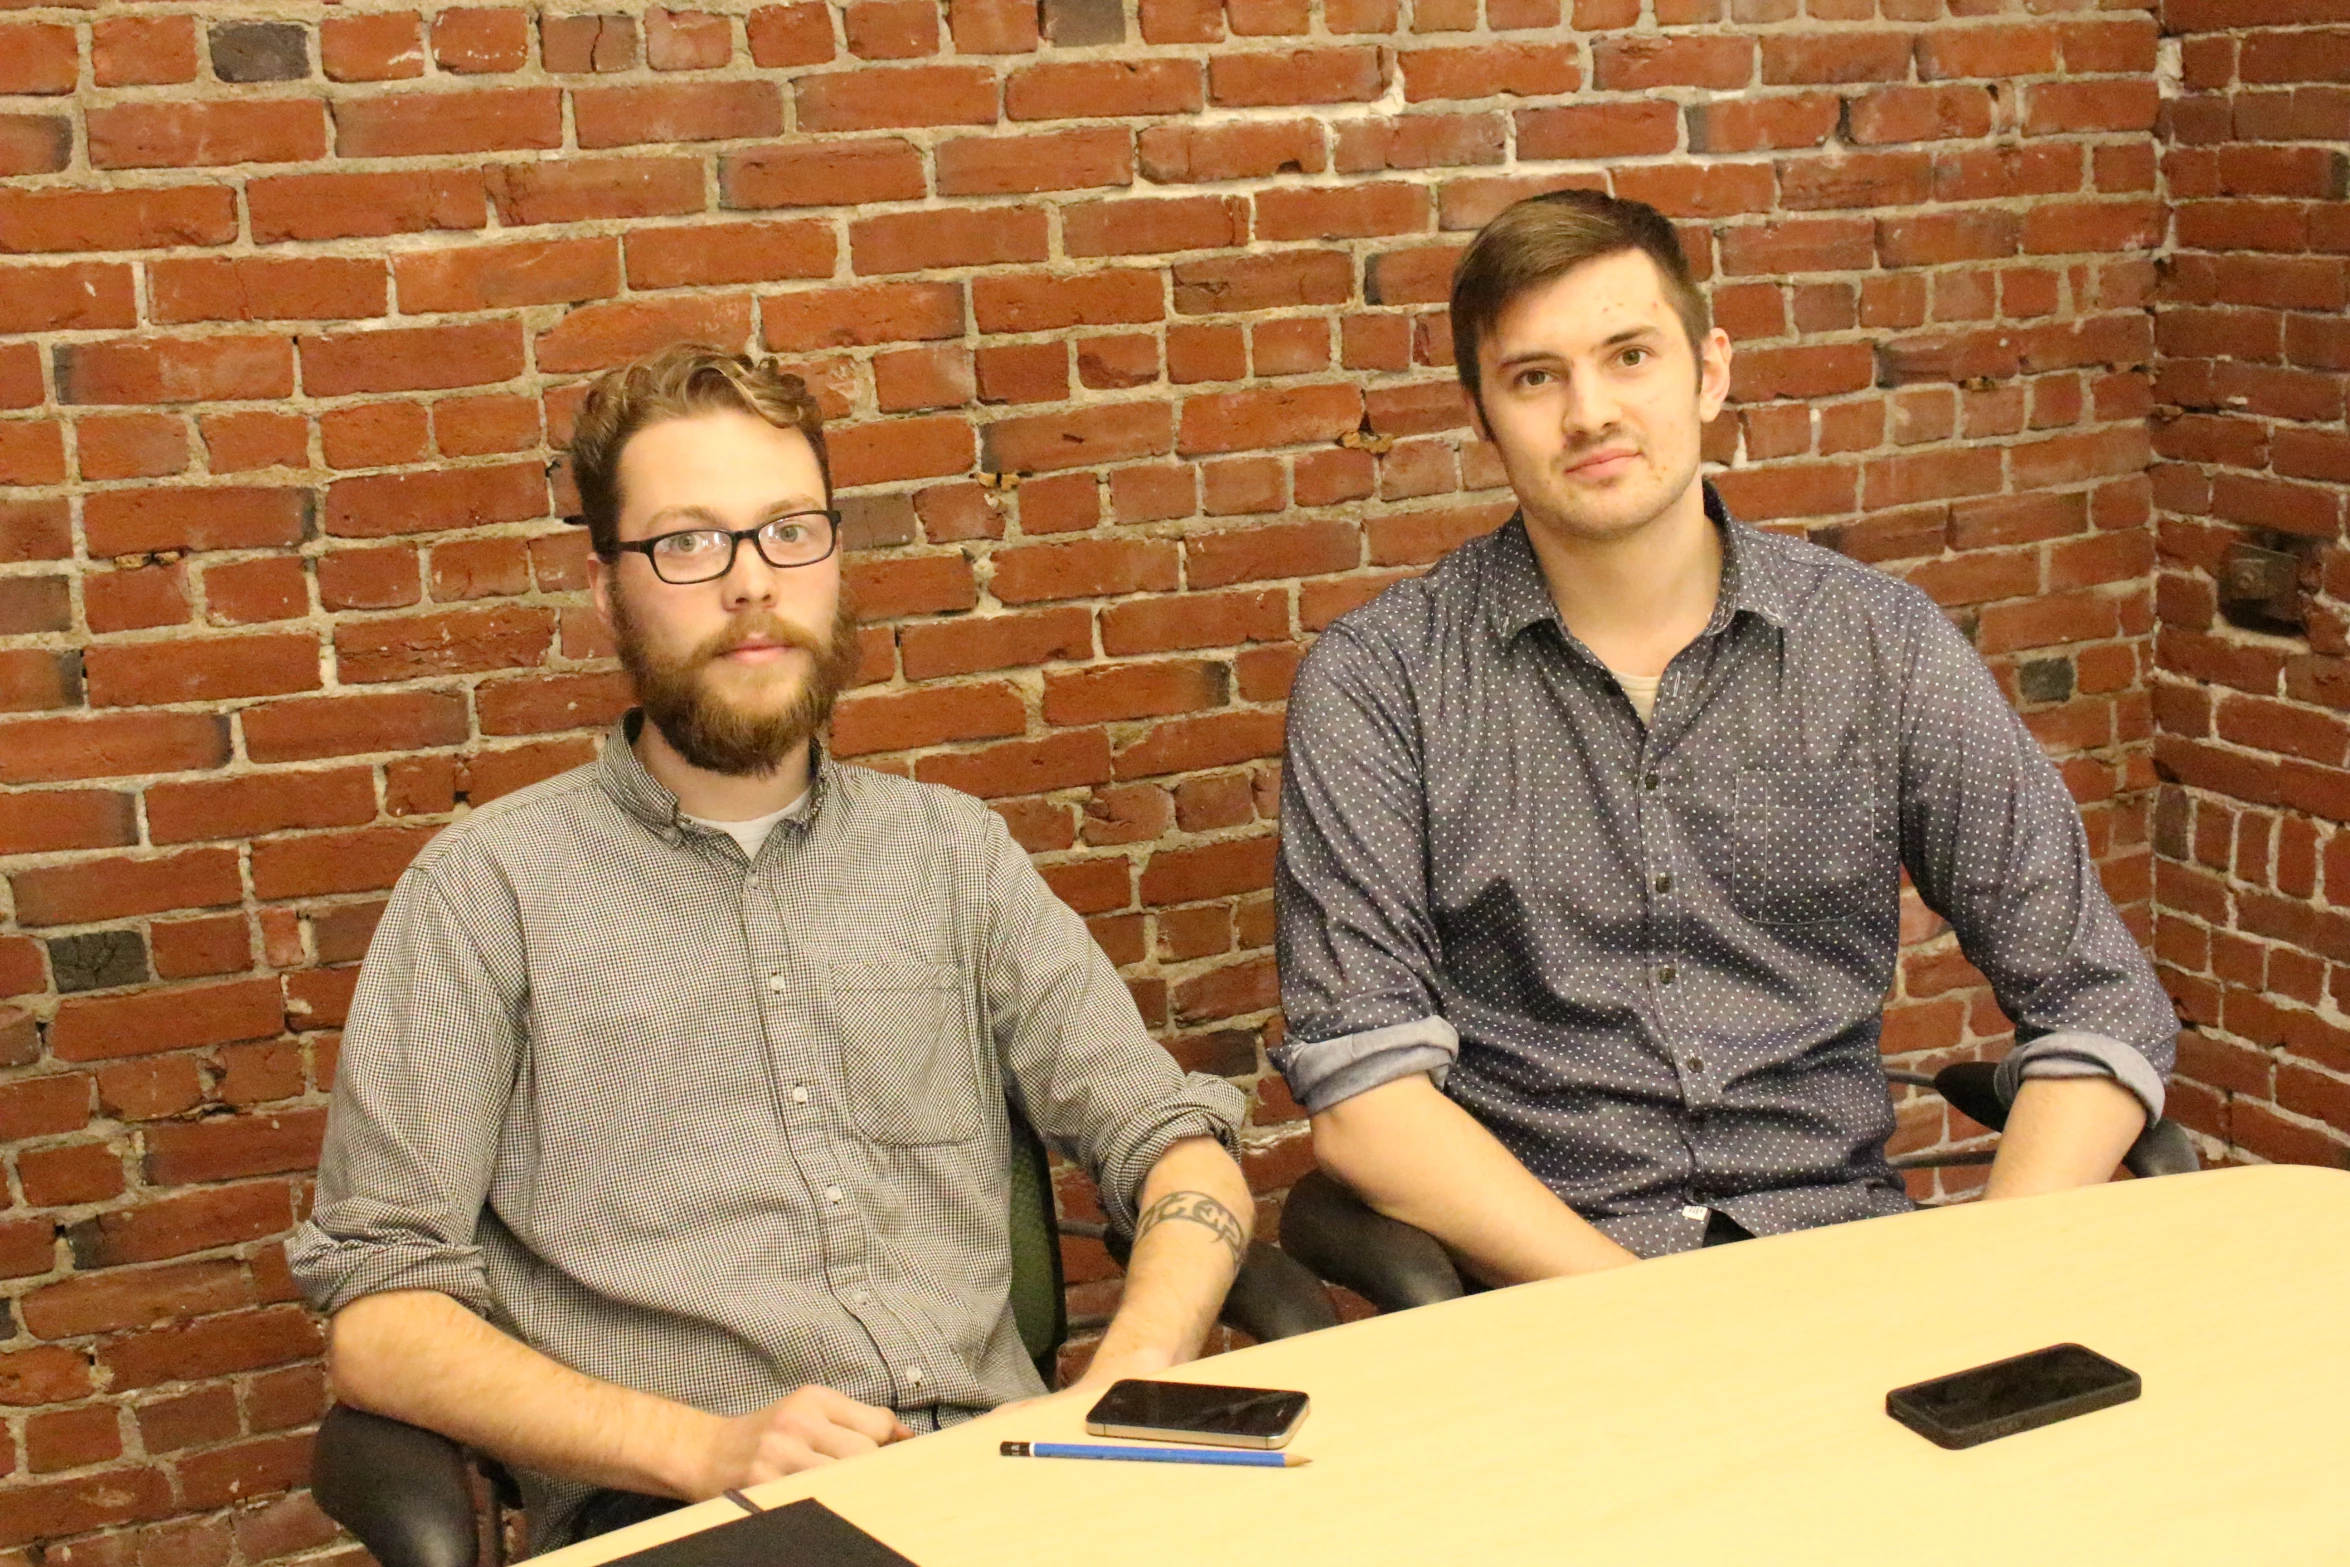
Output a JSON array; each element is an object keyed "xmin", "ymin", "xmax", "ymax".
[
  {"xmin": 0, "ymin": 1345, "xmax": 92, "ymax": 1409},
  {"xmin": 431, "ymin": 6, "xmax": 529, "ymax": 71},
  {"xmin": 203, "ymin": 557, "xmax": 309, "ymax": 625},
  {"xmin": 949, "ymin": 0, "xmax": 1038, "ymax": 53},
  {"xmin": 844, "ymin": 554, "xmax": 978, "ymax": 618},
  {"xmin": 0, "ymin": 187, "xmax": 238, "ymax": 255},
  {"xmin": 80, "ymin": 414, "xmax": 191, "ymax": 484},
  {"xmin": 488, "ymin": 157, "xmax": 704, "ymax": 225},
  {"xmin": 974, "ymin": 270, "xmax": 1163, "ymax": 333},
  {"xmin": 396, "ymin": 237, "xmax": 620, "ymax": 313},
  {"xmin": 177, "ymin": 1432, "xmax": 310, "ymax": 1511},
  {"xmin": 88, "ymin": 101, "xmax": 326, "ymax": 170},
  {"xmin": 334, "ymin": 605, "xmax": 555, "ymax": 682},
  {"xmin": 1065, "ymin": 196, "xmax": 1247, "ymax": 259},
  {"xmin": 851, "ymin": 207, "xmax": 1050, "ymax": 275},
  {"xmin": 0, "ymin": 113, "xmax": 69, "ymax": 177},
  {"xmin": 983, "ymin": 403, "xmax": 1173, "ymax": 474},
  {"xmin": 1114, "ymin": 710, "xmax": 1285, "ymax": 778},
  {"xmin": 93, "ymin": 16, "xmax": 198, "ymax": 86},
  {"xmin": 322, "ymin": 12, "xmax": 425, "ymax": 80},
  {"xmin": 645, "ymin": 6, "xmax": 731, "ymax": 67},
  {"xmin": 993, "ymin": 537, "xmax": 1179, "ymax": 603},
  {"xmin": 1517, "ymin": 101, "xmax": 1681, "ymax": 160},
  {"xmin": 1594, "ymin": 34, "xmax": 1754, "ymax": 90},
  {"xmin": 1044, "ymin": 659, "xmax": 1227, "ymax": 725},
  {"xmin": 0, "ymin": 712, "xmax": 230, "ymax": 785},
  {"xmin": 829, "ymin": 415, "xmax": 975, "ymax": 486},
  {"xmin": 762, "ymin": 282, "xmax": 963, "ymax": 353},
  {"xmin": 625, "ymin": 221, "xmax": 832, "ymax": 289},
  {"xmin": 57, "ymin": 336, "xmax": 293, "ymax": 406},
  {"xmin": 48, "ymin": 977, "xmax": 280, "ymax": 1061},
  {"xmin": 721, "ymin": 138, "xmax": 928, "ymax": 209},
  {"xmin": 19, "ymin": 1140, "xmax": 126, "ymax": 1207},
  {"xmin": 1255, "ymin": 182, "xmax": 1430, "ymax": 241},
  {"xmin": 334, "ymin": 87, "xmax": 562, "ymax": 157},
  {"xmin": 150, "ymin": 256, "xmax": 385, "ymax": 326},
  {"xmin": 0, "ymin": 574, "xmax": 69, "ymax": 637},
  {"xmin": 0, "ymin": 1467, "xmax": 173, "ymax": 1549},
  {"xmin": 1186, "ymin": 520, "xmax": 1359, "ymax": 587},
  {"xmin": 1917, "ymin": 24, "xmax": 2059, "ymax": 80},
  {"xmin": 210, "ymin": 20, "xmax": 309, "ymax": 81},
  {"xmin": 249, "ymin": 169, "xmax": 486, "ymax": 243},
  {"xmin": 80, "ymin": 633, "xmax": 315, "ymax": 709},
  {"xmin": 1008, "ymin": 59, "xmax": 1200, "ymax": 119},
  {"xmin": 0, "ymin": 649, "xmax": 79, "ymax": 714},
  {"xmin": 575, "ymin": 80, "xmax": 784, "ymax": 148},
  {"xmin": 1138, "ymin": 120, "xmax": 1327, "ymax": 183},
  {"xmin": 21, "ymin": 1260, "xmax": 246, "ymax": 1341},
  {"xmin": 0, "ymin": 22, "xmax": 76, "ymax": 94},
  {"xmin": 1401, "ymin": 41, "xmax": 1580, "ymax": 99},
  {"xmin": 146, "ymin": 768, "xmax": 376, "ymax": 846},
  {"xmin": 1850, "ymin": 84, "xmax": 1997, "ymax": 146},
  {"xmin": 1334, "ymin": 112, "xmax": 1506, "ymax": 172},
  {"xmin": 1210, "ymin": 47, "xmax": 1385, "ymax": 106},
  {"xmin": 899, "ymin": 608, "xmax": 1093, "ymax": 680},
  {"xmin": 1614, "ymin": 162, "xmax": 1778, "ymax": 218},
  {"xmin": 323, "ymin": 463, "xmax": 545, "ymax": 540},
  {"xmin": 937, "ymin": 127, "xmax": 1133, "ymax": 196},
  {"xmin": 0, "ymin": 1075, "xmax": 91, "ymax": 1142},
  {"xmin": 537, "ymin": 293, "xmax": 753, "ymax": 375},
  {"xmin": 150, "ymin": 914, "xmax": 253, "ymax": 980},
  {"xmin": 974, "ymin": 343, "xmax": 1065, "ymax": 405},
  {"xmin": 97, "ymin": 1305, "xmax": 323, "ymax": 1393},
  {"xmin": 830, "ymin": 682, "xmax": 1026, "ymax": 757},
  {"xmin": 0, "ymin": 498, "xmax": 69, "ymax": 563},
  {"xmin": 1368, "ymin": 500, "xmax": 1512, "ymax": 564},
  {"xmin": 143, "ymin": 1110, "xmax": 328, "ymax": 1187},
  {"xmin": 0, "ymin": 263, "xmax": 137, "ymax": 334},
  {"xmin": 0, "ymin": 420, "xmax": 64, "ymax": 486},
  {"xmin": 1689, "ymin": 92, "xmax": 1841, "ymax": 153},
  {"xmin": 798, "ymin": 64, "xmax": 997, "ymax": 130},
  {"xmin": 914, "ymin": 730, "xmax": 1113, "ymax": 797},
  {"xmin": 0, "ymin": 342, "xmax": 39, "ymax": 408},
  {"xmin": 1179, "ymin": 384, "xmax": 1363, "ymax": 455}
]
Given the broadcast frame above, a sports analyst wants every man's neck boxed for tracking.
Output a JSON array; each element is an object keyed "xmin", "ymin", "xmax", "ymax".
[
  {"xmin": 1521, "ymin": 481, "xmax": 1723, "ymax": 680},
  {"xmin": 633, "ymin": 721, "xmax": 813, "ymax": 823}
]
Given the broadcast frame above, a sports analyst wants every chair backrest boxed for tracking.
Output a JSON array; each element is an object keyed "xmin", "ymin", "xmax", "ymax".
[{"xmin": 1003, "ymin": 1098, "xmax": 1067, "ymax": 1386}]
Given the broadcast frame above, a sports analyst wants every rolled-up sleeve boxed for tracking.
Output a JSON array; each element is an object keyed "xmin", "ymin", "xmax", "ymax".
[
  {"xmin": 1895, "ymin": 604, "xmax": 2178, "ymax": 1120},
  {"xmin": 1272, "ymin": 624, "xmax": 1459, "ymax": 1114},
  {"xmin": 287, "ymin": 863, "xmax": 526, "ymax": 1317},
  {"xmin": 980, "ymin": 816, "xmax": 1243, "ymax": 1233}
]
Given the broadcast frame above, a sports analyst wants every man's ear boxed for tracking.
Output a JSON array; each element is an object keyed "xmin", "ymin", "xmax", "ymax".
[
  {"xmin": 1463, "ymin": 376, "xmax": 1493, "ymax": 444},
  {"xmin": 1696, "ymin": 328, "xmax": 1734, "ymax": 424},
  {"xmin": 586, "ymin": 550, "xmax": 616, "ymax": 636}
]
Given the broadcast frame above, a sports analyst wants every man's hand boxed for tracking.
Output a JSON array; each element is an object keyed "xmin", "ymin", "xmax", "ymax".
[{"xmin": 691, "ymin": 1386, "xmax": 914, "ymax": 1496}]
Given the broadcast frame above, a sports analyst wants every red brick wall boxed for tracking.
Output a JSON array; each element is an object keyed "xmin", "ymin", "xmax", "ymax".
[
  {"xmin": 1, "ymin": 1, "xmax": 2169, "ymax": 1558},
  {"xmin": 2151, "ymin": 0, "xmax": 2350, "ymax": 1165}
]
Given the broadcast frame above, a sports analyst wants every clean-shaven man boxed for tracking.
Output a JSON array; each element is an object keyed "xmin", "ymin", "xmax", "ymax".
[
  {"xmin": 294, "ymin": 344, "xmax": 1256, "ymax": 1546},
  {"xmin": 1274, "ymin": 190, "xmax": 2177, "ymax": 1278}
]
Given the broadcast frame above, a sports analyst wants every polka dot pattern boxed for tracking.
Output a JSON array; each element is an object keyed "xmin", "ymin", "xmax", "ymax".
[{"xmin": 1273, "ymin": 488, "xmax": 2178, "ymax": 1258}]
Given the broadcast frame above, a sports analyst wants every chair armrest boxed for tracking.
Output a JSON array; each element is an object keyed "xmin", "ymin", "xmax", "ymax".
[
  {"xmin": 2122, "ymin": 1117, "xmax": 2201, "ymax": 1179},
  {"xmin": 311, "ymin": 1404, "xmax": 481, "ymax": 1567},
  {"xmin": 1219, "ymin": 1241, "xmax": 1341, "ymax": 1342},
  {"xmin": 1276, "ymin": 1169, "xmax": 1465, "ymax": 1314}
]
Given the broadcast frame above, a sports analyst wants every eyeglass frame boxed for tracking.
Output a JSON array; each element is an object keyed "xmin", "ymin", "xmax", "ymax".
[{"xmin": 597, "ymin": 509, "xmax": 844, "ymax": 585}]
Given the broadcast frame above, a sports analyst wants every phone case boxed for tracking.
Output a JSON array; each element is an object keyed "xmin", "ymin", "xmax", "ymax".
[{"xmin": 1886, "ymin": 1343, "xmax": 2140, "ymax": 1450}]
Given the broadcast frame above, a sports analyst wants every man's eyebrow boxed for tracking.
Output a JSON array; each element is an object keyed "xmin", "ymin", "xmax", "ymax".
[
  {"xmin": 638, "ymin": 499, "xmax": 825, "ymax": 529},
  {"xmin": 1493, "ymin": 325, "xmax": 1666, "ymax": 370}
]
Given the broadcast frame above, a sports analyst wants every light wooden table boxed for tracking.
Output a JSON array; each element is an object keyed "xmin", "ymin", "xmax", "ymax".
[{"xmin": 548, "ymin": 1165, "xmax": 2350, "ymax": 1567}]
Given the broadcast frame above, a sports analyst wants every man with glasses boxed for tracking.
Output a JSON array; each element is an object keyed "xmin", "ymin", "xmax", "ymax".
[{"xmin": 293, "ymin": 344, "xmax": 1256, "ymax": 1549}]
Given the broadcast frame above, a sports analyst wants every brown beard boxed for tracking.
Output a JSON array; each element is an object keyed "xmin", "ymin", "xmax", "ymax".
[{"xmin": 611, "ymin": 591, "xmax": 862, "ymax": 778}]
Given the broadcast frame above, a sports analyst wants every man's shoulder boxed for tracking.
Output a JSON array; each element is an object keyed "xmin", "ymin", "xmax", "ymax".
[
  {"xmin": 1738, "ymin": 522, "xmax": 1944, "ymax": 635},
  {"xmin": 403, "ymin": 757, "xmax": 613, "ymax": 882},
  {"xmin": 828, "ymin": 761, "xmax": 1007, "ymax": 846},
  {"xmin": 1310, "ymin": 520, "xmax": 1517, "ymax": 668}
]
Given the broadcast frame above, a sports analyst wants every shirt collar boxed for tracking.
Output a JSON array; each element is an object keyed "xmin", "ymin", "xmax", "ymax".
[
  {"xmin": 596, "ymin": 710, "xmax": 834, "ymax": 844},
  {"xmin": 1486, "ymin": 480, "xmax": 1797, "ymax": 644}
]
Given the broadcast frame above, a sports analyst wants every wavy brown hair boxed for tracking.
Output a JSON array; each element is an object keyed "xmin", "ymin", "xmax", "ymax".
[{"xmin": 567, "ymin": 343, "xmax": 832, "ymax": 558}]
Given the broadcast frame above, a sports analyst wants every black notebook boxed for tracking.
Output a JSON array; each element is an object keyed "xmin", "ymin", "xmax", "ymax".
[{"xmin": 603, "ymin": 1499, "xmax": 918, "ymax": 1567}]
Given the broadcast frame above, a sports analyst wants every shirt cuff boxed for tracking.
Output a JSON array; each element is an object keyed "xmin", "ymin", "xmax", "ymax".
[
  {"xmin": 1095, "ymin": 1074, "xmax": 1247, "ymax": 1235},
  {"xmin": 285, "ymin": 1215, "xmax": 495, "ymax": 1318},
  {"xmin": 1271, "ymin": 1015, "xmax": 1461, "ymax": 1114},
  {"xmin": 1993, "ymin": 1031, "xmax": 2167, "ymax": 1124}
]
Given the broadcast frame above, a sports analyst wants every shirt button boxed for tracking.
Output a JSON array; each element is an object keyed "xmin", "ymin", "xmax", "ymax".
[
  {"xmin": 1657, "ymin": 964, "xmax": 1677, "ymax": 985},
  {"xmin": 747, "ymin": 873, "xmax": 763, "ymax": 889},
  {"xmin": 824, "ymin": 1185, "xmax": 844, "ymax": 1203},
  {"xmin": 767, "ymin": 973, "xmax": 786, "ymax": 992},
  {"xmin": 853, "ymin": 1289, "xmax": 870, "ymax": 1305},
  {"xmin": 907, "ymin": 1367, "xmax": 925, "ymax": 1388},
  {"xmin": 1643, "ymin": 771, "xmax": 1661, "ymax": 791},
  {"xmin": 790, "ymin": 1086, "xmax": 809, "ymax": 1104},
  {"xmin": 1685, "ymin": 1055, "xmax": 1705, "ymax": 1073},
  {"xmin": 1653, "ymin": 873, "xmax": 1672, "ymax": 893}
]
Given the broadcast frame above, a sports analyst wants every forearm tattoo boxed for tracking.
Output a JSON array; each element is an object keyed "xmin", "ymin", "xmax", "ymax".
[{"xmin": 1133, "ymin": 1190, "xmax": 1246, "ymax": 1270}]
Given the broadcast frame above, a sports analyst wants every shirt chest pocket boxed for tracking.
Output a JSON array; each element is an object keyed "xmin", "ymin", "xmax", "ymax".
[
  {"xmin": 1722, "ymin": 765, "xmax": 1894, "ymax": 929},
  {"xmin": 824, "ymin": 959, "xmax": 984, "ymax": 1145}
]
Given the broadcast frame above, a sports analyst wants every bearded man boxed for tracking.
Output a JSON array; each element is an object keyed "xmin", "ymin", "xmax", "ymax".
[{"xmin": 292, "ymin": 345, "xmax": 1255, "ymax": 1550}]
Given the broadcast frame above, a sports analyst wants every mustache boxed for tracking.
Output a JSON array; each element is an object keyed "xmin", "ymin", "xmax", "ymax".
[{"xmin": 690, "ymin": 613, "xmax": 829, "ymax": 665}]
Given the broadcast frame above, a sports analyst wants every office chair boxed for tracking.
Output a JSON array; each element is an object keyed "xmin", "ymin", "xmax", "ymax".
[
  {"xmin": 1277, "ymin": 1059, "xmax": 2203, "ymax": 1317},
  {"xmin": 311, "ymin": 1102, "xmax": 1339, "ymax": 1567}
]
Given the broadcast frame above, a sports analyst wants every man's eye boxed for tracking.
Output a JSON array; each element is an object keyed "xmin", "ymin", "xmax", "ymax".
[
  {"xmin": 1515, "ymin": 369, "xmax": 1551, "ymax": 388},
  {"xmin": 655, "ymin": 531, "xmax": 727, "ymax": 558},
  {"xmin": 1620, "ymin": 347, "xmax": 1651, "ymax": 367},
  {"xmin": 764, "ymin": 522, "xmax": 809, "ymax": 544}
]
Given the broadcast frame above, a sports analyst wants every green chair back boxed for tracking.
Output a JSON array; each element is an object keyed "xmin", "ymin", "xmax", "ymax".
[{"xmin": 1003, "ymin": 1099, "xmax": 1067, "ymax": 1386}]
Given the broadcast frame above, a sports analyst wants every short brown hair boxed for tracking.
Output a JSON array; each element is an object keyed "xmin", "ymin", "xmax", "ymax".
[
  {"xmin": 567, "ymin": 343, "xmax": 832, "ymax": 558},
  {"xmin": 1450, "ymin": 190, "xmax": 1710, "ymax": 422}
]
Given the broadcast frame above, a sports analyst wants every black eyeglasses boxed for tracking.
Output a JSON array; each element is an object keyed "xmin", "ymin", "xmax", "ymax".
[{"xmin": 604, "ymin": 510, "xmax": 841, "ymax": 585}]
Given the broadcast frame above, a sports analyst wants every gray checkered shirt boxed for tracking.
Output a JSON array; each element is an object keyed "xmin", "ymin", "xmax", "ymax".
[{"xmin": 291, "ymin": 716, "xmax": 1242, "ymax": 1544}]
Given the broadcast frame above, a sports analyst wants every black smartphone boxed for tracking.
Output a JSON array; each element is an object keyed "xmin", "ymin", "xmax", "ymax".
[
  {"xmin": 1886, "ymin": 1343, "xmax": 2140, "ymax": 1450},
  {"xmin": 1082, "ymin": 1378, "xmax": 1311, "ymax": 1450}
]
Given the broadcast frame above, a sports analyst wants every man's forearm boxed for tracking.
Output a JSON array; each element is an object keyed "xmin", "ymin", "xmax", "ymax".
[
  {"xmin": 1081, "ymin": 1137, "xmax": 1254, "ymax": 1386},
  {"xmin": 1982, "ymin": 1075, "xmax": 2147, "ymax": 1201},
  {"xmin": 1313, "ymin": 1074, "xmax": 1637, "ymax": 1286},
  {"xmin": 329, "ymin": 1289, "xmax": 723, "ymax": 1500}
]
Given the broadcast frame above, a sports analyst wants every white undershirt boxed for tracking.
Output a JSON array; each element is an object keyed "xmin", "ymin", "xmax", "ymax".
[
  {"xmin": 681, "ymin": 788, "xmax": 810, "ymax": 860},
  {"xmin": 1610, "ymin": 669, "xmax": 1662, "ymax": 724}
]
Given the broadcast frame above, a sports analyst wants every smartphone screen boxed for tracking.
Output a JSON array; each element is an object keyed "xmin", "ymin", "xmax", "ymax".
[
  {"xmin": 1083, "ymin": 1379, "xmax": 1311, "ymax": 1449},
  {"xmin": 1886, "ymin": 1343, "xmax": 2139, "ymax": 1449}
]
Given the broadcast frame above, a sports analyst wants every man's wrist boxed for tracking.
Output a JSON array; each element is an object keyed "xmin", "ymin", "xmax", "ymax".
[{"xmin": 634, "ymin": 1401, "xmax": 727, "ymax": 1500}]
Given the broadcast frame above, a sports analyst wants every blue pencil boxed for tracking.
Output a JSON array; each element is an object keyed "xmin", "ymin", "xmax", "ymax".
[{"xmin": 999, "ymin": 1440, "xmax": 1309, "ymax": 1468}]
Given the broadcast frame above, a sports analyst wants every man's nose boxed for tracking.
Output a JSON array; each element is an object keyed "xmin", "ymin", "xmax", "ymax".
[
  {"xmin": 1559, "ymin": 370, "xmax": 1621, "ymax": 437},
  {"xmin": 718, "ymin": 535, "xmax": 782, "ymax": 608}
]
